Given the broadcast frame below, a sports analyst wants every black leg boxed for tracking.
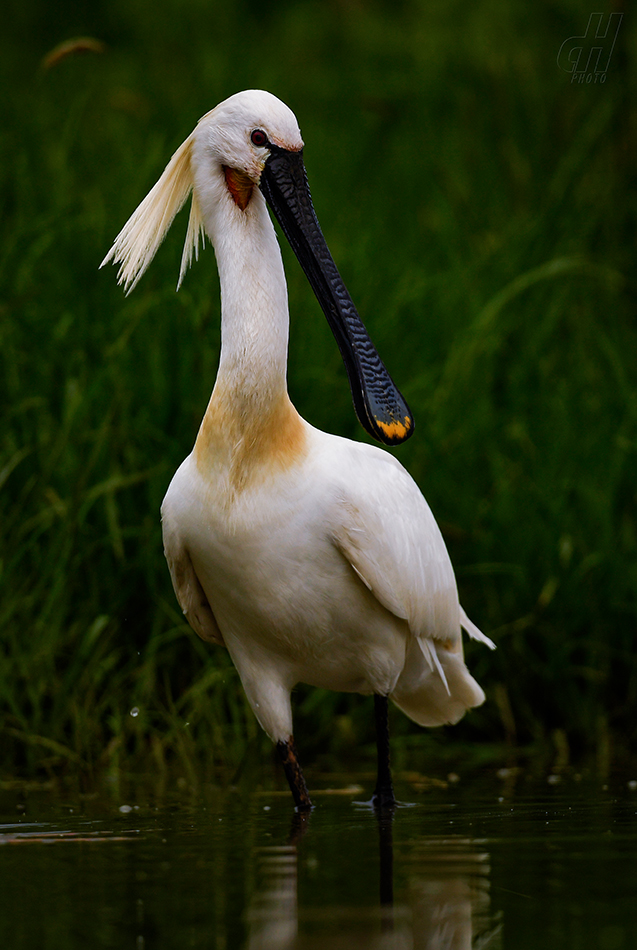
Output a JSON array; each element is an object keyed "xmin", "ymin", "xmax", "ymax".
[
  {"xmin": 277, "ymin": 736, "xmax": 312, "ymax": 811},
  {"xmin": 372, "ymin": 694, "xmax": 397, "ymax": 809}
]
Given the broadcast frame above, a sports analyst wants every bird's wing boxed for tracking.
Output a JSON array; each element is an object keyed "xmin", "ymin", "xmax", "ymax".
[
  {"xmin": 329, "ymin": 444, "xmax": 494, "ymax": 650},
  {"xmin": 162, "ymin": 521, "xmax": 225, "ymax": 647},
  {"xmin": 328, "ymin": 443, "xmax": 493, "ymax": 725}
]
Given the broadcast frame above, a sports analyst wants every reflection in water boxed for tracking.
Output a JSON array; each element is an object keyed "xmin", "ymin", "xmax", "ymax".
[
  {"xmin": 4, "ymin": 781, "xmax": 637, "ymax": 947},
  {"xmin": 248, "ymin": 845, "xmax": 299, "ymax": 950},
  {"xmin": 247, "ymin": 810, "xmax": 500, "ymax": 950},
  {"xmin": 407, "ymin": 839, "xmax": 496, "ymax": 950}
]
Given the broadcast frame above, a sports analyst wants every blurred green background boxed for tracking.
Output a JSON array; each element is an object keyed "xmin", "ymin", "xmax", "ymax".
[{"xmin": 1, "ymin": 0, "xmax": 635, "ymax": 786}]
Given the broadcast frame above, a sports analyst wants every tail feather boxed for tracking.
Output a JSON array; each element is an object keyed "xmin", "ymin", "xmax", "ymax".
[
  {"xmin": 460, "ymin": 606, "xmax": 496, "ymax": 649},
  {"xmin": 417, "ymin": 636, "xmax": 451, "ymax": 696},
  {"xmin": 392, "ymin": 636, "xmax": 486, "ymax": 728}
]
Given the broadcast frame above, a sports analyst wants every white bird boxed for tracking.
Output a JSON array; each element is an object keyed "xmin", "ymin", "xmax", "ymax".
[{"xmin": 102, "ymin": 90, "xmax": 494, "ymax": 810}]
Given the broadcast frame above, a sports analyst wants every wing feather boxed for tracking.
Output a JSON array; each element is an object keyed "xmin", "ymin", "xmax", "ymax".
[
  {"xmin": 331, "ymin": 448, "xmax": 460, "ymax": 644},
  {"xmin": 163, "ymin": 520, "xmax": 225, "ymax": 647},
  {"xmin": 328, "ymin": 442, "xmax": 493, "ymax": 721}
]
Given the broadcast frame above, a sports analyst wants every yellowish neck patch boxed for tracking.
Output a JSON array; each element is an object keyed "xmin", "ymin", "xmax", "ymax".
[{"xmin": 195, "ymin": 391, "xmax": 308, "ymax": 493}]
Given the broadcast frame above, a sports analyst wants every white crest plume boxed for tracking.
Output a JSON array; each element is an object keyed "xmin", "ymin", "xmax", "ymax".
[{"xmin": 100, "ymin": 133, "xmax": 205, "ymax": 293}]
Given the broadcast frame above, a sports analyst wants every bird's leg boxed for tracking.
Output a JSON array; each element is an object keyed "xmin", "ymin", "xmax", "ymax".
[
  {"xmin": 372, "ymin": 694, "xmax": 397, "ymax": 809},
  {"xmin": 373, "ymin": 698, "xmax": 396, "ymax": 927},
  {"xmin": 277, "ymin": 736, "xmax": 312, "ymax": 811}
]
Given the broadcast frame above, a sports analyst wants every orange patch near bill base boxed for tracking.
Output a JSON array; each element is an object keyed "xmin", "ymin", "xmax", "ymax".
[{"xmin": 223, "ymin": 166, "xmax": 254, "ymax": 211}]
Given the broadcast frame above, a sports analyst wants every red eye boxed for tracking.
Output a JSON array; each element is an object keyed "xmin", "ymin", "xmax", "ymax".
[{"xmin": 250, "ymin": 129, "xmax": 268, "ymax": 147}]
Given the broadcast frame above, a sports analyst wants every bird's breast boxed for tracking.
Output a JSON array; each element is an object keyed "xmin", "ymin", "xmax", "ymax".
[{"xmin": 163, "ymin": 434, "xmax": 410, "ymax": 695}]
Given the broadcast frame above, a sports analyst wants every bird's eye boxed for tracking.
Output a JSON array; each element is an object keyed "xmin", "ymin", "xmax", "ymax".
[{"xmin": 250, "ymin": 129, "xmax": 268, "ymax": 147}]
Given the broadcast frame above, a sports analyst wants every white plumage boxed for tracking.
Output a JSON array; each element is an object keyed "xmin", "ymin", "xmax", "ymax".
[{"xmin": 103, "ymin": 90, "xmax": 494, "ymax": 805}]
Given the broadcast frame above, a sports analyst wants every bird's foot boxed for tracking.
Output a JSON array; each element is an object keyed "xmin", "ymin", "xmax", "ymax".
[{"xmin": 372, "ymin": 783, "xmax": 397, "ymax": 812}]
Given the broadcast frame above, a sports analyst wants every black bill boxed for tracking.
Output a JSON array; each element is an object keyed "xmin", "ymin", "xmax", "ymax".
[{"xmin": 260, "ymin": 146, "xmax": 414, "ymax": 446}]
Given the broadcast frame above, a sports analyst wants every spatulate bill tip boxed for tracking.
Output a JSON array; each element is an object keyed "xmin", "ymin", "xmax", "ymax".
[
  {"xmin": 357, "ymin": 386, "xmax": 414, "ymax": 445},
  {"xmin": 372, "ymin": 413, "xmax": 414, "ymax": 445}
]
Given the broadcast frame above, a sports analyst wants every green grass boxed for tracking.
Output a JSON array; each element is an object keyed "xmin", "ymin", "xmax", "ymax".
[{"xmin": 1, "ymin": 0, "xmax": 636, "ymax": 782}]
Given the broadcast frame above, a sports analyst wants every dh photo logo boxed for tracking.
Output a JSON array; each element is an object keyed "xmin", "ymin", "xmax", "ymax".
[{"xmin": 557, "ymin": 12, "xmax": 623, "ymax": 83}]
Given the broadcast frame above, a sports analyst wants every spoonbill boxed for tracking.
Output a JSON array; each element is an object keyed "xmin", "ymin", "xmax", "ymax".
[{"xmin": 102, "ymin": 90, "xmax": 494, "ymax": 810}]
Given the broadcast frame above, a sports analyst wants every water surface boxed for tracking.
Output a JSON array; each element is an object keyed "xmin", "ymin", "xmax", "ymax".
[{"xmin": 1, "ymin": 772, "xmax": 636, "ymax": 948}]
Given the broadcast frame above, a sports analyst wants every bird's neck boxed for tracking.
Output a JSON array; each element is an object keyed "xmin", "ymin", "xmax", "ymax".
[
  {"xmin": 194, "ymin": 175, "xmax": 306, "ymax": 482},
  {"xmin": 212, "ymin": 181, "xmax": 290, "ymax": 407}
]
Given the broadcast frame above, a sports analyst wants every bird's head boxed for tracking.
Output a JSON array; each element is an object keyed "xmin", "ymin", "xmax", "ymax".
[
  {"xmin": 194, "ymin": 90, "xmax": 304, "ymax": 206},
  {"xmin": 102, "ymin": 90, "xmax": 413, "ymax": 446}
]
